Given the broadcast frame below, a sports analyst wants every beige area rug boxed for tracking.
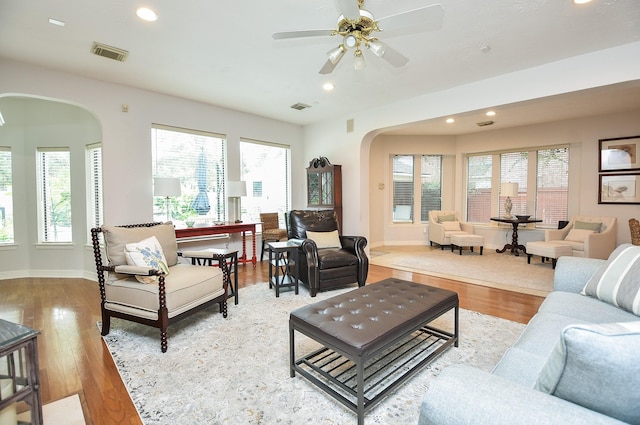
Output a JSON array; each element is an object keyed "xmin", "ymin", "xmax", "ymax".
[
  {"xmin": 103, "ymin": 283, "xmax": 525, "ymax": 425},
  {"xmin": 370, "ymin": 245, "xmax": 554, "ymax": 296},
  {"xmin": 15, "ymin": 393, "xmax": 86, "ymax": 425}
]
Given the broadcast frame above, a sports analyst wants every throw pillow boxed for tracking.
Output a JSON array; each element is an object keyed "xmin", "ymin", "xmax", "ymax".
[
  {"xmin": 534, "ymin": 321, "xmax": 640, "ymax": 424},
  {"xmin": 581, "ymin": 244, "xmax": 640, "ymax": 315},
  {"xmin": 442, "ymin": 221, "xmax": 461, "ymax": 231},
  {"xmin": 437, "ymin": 214, "xmax": 456, "ymax": 223},
  {"xmin": 564, "ymin": 228, "xmax": 594, "ymax": 243},
  {"xmin": 124, "ymin": 236, "xmax": 170, "ymax": 284},
  {"xmin": 306, "ymin": 230, "xmax": 341, "ymax": 249},
  {"xmin": 574, "ymin": 220, "xmax": 602, "ymax": 233}
]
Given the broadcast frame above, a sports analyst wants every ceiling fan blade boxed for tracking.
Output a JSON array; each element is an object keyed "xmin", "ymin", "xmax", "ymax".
[
  {"xmin": 272, "ymin": 29, "xmax": 334, "ymax": 40},
  {"xmin": 377, "ymin": 4, "xmax": 444, "ymax": 33},
  {"xmin": 379, "ymin": 44, "xmax": 409, "ymax": 68},
  {"xmin": 333, "ymin": 0, "xmax": 361, "ymax": 21},
  {"xmin": 319, "ymin": 59, "xmax": 338, "ymax": 74}
]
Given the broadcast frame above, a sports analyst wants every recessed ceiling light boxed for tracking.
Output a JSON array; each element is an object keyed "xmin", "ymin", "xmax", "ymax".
[
  {"xmin": 48, "ymin": 18, "xmax": 66, "ymax": 27},
  {"xmin": 323, "ymin": 82, "xmax": 335, "ymax": 91},
  {"xmin": 446, "ymin": 118, "xmax": 455, "ymax": 124},
  {"xmin": 573, "ymin": 0, "xmax": 592, "ymax": 4},
  {"xmin": 486, "ymin": 110, "xmax": 496, "ymax": 116},
  {"xmin": 136, "ymin": 7, "xmax": 158, "ymax": 22}
]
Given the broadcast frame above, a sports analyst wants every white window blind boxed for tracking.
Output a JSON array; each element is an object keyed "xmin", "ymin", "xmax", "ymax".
[
  {"xmin": 467, "ymin": 154, "xmax": 492, "ymax": 222},
  {"xmin": 239, "ymin": 139, "xmax": 290, "ymax": 226},
  {"xmin": 392, "ymin": 155, "xmax": 414, "ymax": 222},
  {"xmin": 37, "ymin": 148, "xmax": 72, "ymax": 242},
  {"xmin": 499, "ymin": 151, "xmax": 528, "ymax": 217},
  {"xmin": 86, "ymin": 143, "xmax": 103, "ymax": 237},
  {"xmin": 536, "ymin": 147, "xmax": 569, "ymax": 226},
  {"xmin": 420, "ymin": 155, "xmax": 442, "ymax": 222},
  {"xmin": 152, "ymin": 125, "xmax": 226, "ymax": 224},
  {"xmin": 0, "ymin": 147, "xmax": 13, "ymax": 244}
]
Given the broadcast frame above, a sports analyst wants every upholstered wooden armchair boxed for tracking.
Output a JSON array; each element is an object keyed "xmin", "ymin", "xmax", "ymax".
[
  {"xmin": 91, "ymin": 222, "xmax": 230, "ymax": 352},
  {"xmin": 285, "ymin": 209, "xmax": 368, "ymax": 297},
  {"xmin": 428, "ymin": 210, "xmax": 474, "ymax": 249},
  {"xmin": 259, "ymin": 212, "xmax": 288, "ymax": 261},
  {"xmin": 544, "ymin": 215, "xmax": 617, "ymax": 259}
]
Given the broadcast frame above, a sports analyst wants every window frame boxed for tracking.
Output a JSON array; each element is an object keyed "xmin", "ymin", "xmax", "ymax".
[{"xmin": 36, "ymin": 147, "xmax": 72, "ymax": 243}]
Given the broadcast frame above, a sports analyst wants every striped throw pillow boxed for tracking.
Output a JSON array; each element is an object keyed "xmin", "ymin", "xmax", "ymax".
[{"xmin": 581, "ymin": 244, "xmax": 640, "ymax": 315}]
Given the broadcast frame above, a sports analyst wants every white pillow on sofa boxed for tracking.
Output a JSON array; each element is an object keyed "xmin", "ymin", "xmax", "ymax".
[
  {"xmin": 306, "ymin": 230, "xmax": 341, "ymax": 249},
  {"xmin": 124, "ymin": 236, "xmax": 169, "ymax": 284},
  {"xmin": 564, "ymin": 228, "xmax": 594, "ymax": 243},
  {"xmin": 534, "ymin": 321, "xmax": 640, "ymax": 424},
  {"xmin": 442, "ymin": 221, "xmax": 462, "ymax": 231}
]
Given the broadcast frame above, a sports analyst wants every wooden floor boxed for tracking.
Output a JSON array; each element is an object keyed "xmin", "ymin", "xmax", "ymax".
[{"xmin": 0, "ymin": 262, "xmax": 544, "ymax": 425}]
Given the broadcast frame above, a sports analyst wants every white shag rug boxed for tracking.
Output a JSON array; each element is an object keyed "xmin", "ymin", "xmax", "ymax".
[
  {"xmin": 370, "ymin": 246, "xmax": 554, "ymax": 296},
  {"xmin": 103, "ymin": 283, "xmax": 525, "ymax": 425}
]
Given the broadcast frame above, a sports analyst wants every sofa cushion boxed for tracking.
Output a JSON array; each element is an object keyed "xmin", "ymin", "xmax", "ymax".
[
  {"xmin": 535, "ymin": 321, "xmax": 640, "ymax": 424},
  {"xmin": 564, "ymin": 228, "xmax": 594, "ymax": 243},
  {"xmin": 582, "ymin": 244, "xmax": 640, "ymax": 316},
  {"xmin": 306, "ymin": 230, "xmax": 341, "ymax": 249},
  {"xmin": 102, "ymin": 222, "xmax": 179, "ymax": 267},
  {"xmin": 574, "ymin": 220, "xmax": 602, "ymax": 232},
  {"xmin": 442, "ymin": 221, "xmax": 461, "ymax": 231},
  {"xmin": 492, "ymin": 347, "xmax": 548, "ymax": 387},
  {"xmin": 539, "ymin": 291, "xmax": 639, "ymax": 324},
  {"xmin": 124, "ymin": 236, "xmax": 170, "ymax": 284}
]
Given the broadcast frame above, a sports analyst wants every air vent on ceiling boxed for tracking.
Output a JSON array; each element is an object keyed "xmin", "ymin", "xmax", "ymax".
[
  {"xmin": 91, "ymin": 42, "xmax": 128, "ymax": 62},
  {"xmin": 476, "ymin": 120, "xmax": 495, "ymax": 127},
  {"xmin": 290, "ymin": 103, "xmax": 311, "ymax": 111}
]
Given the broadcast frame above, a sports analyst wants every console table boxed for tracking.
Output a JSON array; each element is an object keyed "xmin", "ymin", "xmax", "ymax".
[
  {"xmin": 175, "ymin": 222, "xmax": 258, "ymax": 267},
  {"xmin": 0, "ymin": 319, "xmax": 42, "ymax": 425},
  {"xmin": 491, "ymin": 217, "xmax": 542, "ymax": 256}
]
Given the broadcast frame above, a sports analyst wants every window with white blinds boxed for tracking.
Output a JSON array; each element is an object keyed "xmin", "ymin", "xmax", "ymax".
[
  {"xmin": 86, "ymin": 143, "xmax": 103, "ymax": 238},
  {"xmin": 536, "ymin": 147, "xmax": 569, "ymax": 226},
  {"xmin": 420, "ymin": 155, "xmax": 442, "ymax": 222},
  {"xmin": 37, "ymin": 148, "xmax": 72, "ymax": 242},
  {"xmin": 0, "ymin": 147, "xmax": 13, "ymax": 244},
  {"xmin": 151, "ymin": 125, "xmax": 226, "ymax": 224},
  {"xmin": 392, "ymin": 155, "xmax": 414, "ymax": 222},
  {"xmin": 239, "ymin": 139, "xmax": 290, "ymax": 226},
  {"xmin": 466, "ymin": 154, "xmax": 492, "ymax": 222},
  {"xmin": 499, "ymin": 151, "xmax": 528, "ymax": 217}
]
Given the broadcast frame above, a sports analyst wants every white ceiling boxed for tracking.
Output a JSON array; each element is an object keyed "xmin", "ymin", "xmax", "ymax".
[{"xmin": 1, "ymin": 0, "xmax": 639, "ymax": 134}]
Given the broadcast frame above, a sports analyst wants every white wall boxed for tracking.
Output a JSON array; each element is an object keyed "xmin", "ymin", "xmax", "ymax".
[{"xmin": 0, "ymin": 59, "xmax": 303, "ymax": 279}]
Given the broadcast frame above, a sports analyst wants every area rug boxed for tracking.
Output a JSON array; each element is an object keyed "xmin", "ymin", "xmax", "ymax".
[
  {"xmin": 16, "ymin": 393, "xmax": 86, "ymax": 425},
  {"xmin": 370, "ymin": 246, "xmax": 554, "ymax": 296},
  {"xmin": 103, "ymin": 283, "xmax": 525, "ymax": 425}
]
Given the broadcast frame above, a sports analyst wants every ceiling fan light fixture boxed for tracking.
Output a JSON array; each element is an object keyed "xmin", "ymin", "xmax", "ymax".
[
  {"xmin": 344, "ymin": 34, "xmax": 358, "ymax": 48},
  {"xmin": 368, "ymin": 40, "xmax": 386, "ymax": 57},
  {"xmin": 327, "ymin": 45, "xmax": 347, "ymax": 64},
  {"xmin": 354, "ymin": 49, "xmax": 366, "ymax": 70}
]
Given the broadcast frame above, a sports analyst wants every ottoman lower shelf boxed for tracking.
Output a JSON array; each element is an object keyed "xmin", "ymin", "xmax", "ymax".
[{"xmin": 289, "ymin": 279, "xmax": 459, "ymax": 425}]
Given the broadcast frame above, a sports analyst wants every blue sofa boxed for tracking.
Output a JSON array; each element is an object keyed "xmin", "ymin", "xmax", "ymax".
[{"xmin": 419, "ymin": 244, "xmax": 640, "ymax": 425}]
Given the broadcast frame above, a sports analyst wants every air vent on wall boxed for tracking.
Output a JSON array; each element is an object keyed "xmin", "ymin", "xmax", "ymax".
[
  {"xmin": 290, "ymin": 102, "xmax": 311, "ymax": 111},
  {"xmin": 91, "ymin": 42, "xmax": 128, "ymax": 62}
]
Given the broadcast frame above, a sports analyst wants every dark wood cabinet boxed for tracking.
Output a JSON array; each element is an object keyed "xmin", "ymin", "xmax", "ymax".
[{"xmin": 306, "ymin": 157, "xmax": 342, "ymax": 231}]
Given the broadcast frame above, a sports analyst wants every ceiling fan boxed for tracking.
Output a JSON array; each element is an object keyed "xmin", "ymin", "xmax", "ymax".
[{"xmin": 272, "ymin": 0, "xmax": 444, "ymax": 74}]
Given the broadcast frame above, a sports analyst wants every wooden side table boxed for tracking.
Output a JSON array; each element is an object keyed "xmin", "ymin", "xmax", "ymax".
[
  {"xmin": 490, "ymin": 217, "xmax": 542, "ymax": 256},
  {"xmin": 0, "ymin": 319, "xmax": 42, "ymax": 425},
  {"xmin": 268, "ymin": 241, "xmax": 300, "ymax": 297}
]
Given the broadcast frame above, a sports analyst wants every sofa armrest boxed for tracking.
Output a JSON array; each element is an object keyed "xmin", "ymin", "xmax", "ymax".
[
  {"xmin": 553, "ymin": 256, "xmax": 604, "ymax": 293},
  {"xmin": 419, "ymin": 365, "xmax": 626, "ymax": 425}
]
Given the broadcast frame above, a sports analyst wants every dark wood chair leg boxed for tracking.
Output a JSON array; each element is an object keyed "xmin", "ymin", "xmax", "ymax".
[{"xmin": 101, "ymin": 309, "xmax": 111, "ymax": 336}]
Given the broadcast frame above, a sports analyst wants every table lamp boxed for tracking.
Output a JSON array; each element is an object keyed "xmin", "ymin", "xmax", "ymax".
[
  {"xmin": 154, "ymin": 177, "xmax": 181, "ymax": 222},
  {"xmin": 501, "ymin": 182, "xmax": 518, "ymax": 219},
  {"xmin": 227, "ymin": 181, "xmax": 247, "ymax": 223}
]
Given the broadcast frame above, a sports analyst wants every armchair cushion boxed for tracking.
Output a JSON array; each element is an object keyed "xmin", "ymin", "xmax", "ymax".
[
  {"xmin": 575, "ymin": 220, "xmax": 602, "ymax": 232},
  {"xmin": 582, "ymin": 244, "xmax": 640, "ymax": 315},
  {"xmin": 103, "ymin": 222, "xmax": 179, "ymax": 266},
  {"xmin": 124, "ymin": 236, "xmax": 170, "ymax": 283},
  {"xmin": 534, "ymin": 321, "xmax": 640, "ymax": 424},
  {"xmin": 564, "ymin": 229, "xmax": 595, "ymax": 243},
  {"xmin": 437, "ymin": 213, "xmax": 456, "ymax": 223},
  {"xmin": 442, "ymin": 221, "xmax": 462, "ymax": 231},
  {"xmin": 306, "ymin": 230, "xmax": 341, "ymax": 249}
]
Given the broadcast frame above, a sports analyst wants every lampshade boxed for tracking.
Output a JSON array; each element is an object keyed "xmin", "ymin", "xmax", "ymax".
[
  {"xmin": 501, "ymin": 182, "xmax": 519, "ymax": 197},
  {"xmin": 327, "ymin": 45, "xmax": 346, "ymax": 65},
  {"xmin": 368, "ymin": 40, "xmax": 386, "ymax": 57},
  {"xmin": 227, "ymin": 181, "xmax": 247, "ymax": 197},
  {"xmin": 154, "ymin": 177, "xmax": 181, "ymax": 197},
  {"xmin": 353, "ymin": 49, "xmax": 366, "ymax": 70}
]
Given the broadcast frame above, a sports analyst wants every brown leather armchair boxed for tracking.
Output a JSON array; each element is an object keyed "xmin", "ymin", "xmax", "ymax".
[{"xmin": 286, "ymin": 209, "xmax": 368, "ymax": 297}]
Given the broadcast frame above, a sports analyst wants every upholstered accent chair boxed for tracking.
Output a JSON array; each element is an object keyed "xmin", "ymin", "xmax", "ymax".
[
  {"xmin": 285, "ymin": 209, "xmax": 368, "ymax": 297},
  {"xmin": 91, "ymin": 222, "xmax": 230, "ymax": 352},
  {"xmin": 428, "ymin": 210, "xmax": 474, "ymax": 249},
  {"xmin": 544, "ymin": 215, "xmax": 617, "ymax": 259},
  {"xmin": 259, "ymin": 212, "xmax": 288, "ymax": 261}
]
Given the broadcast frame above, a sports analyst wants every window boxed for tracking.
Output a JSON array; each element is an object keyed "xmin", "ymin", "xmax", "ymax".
[
  {"xmin": 240, "ymin": 139, "xmax": 290, "ymax": 225},
  {"xmin": 86, "ymin": 143, "xmax": 103, "ymax": 237},
  {"xmin": 466, "ymin": 146, "xmax": 569, "ymax": 226},
  {"xmin": 392, "ymin": 155, "xmax": 414, "ymax": 222},
  {"xmin": 420, "ymin": 155, "xmax": 442, "ymax": 221},
  {"xmin": 152, "ymin": 125, "xmax": 226, "ymax": 224},
  {"xmin": 466, "ymin": 155, "xmax": 492, "ymax": 223},
  {"xmin": 0, "ymin": 147, "xmax": 13, "ymax": 244},
  {"xmin": 37, "ymin": 148, "xmax": 72, "ymax": 242}
]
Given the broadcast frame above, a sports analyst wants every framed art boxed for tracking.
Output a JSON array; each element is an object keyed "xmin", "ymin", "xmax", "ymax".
[
  {"xmin": 599, "ymin": 136, "xmax": 640, "ymax": 172},
  {"xmin": 599, "ymin": 173, "xmax": 640, "ymax": 204}
]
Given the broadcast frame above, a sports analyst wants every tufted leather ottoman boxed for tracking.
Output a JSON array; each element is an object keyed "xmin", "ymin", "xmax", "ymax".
[{"xmin": 289, "ymin": 278, "xmax": 458, "ymax": 425}]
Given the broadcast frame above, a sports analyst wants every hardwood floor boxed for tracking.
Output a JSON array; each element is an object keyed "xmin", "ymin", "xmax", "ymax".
[{"xmin": 0, "ymin": 262, "xmax": 544, "ymax": 424}]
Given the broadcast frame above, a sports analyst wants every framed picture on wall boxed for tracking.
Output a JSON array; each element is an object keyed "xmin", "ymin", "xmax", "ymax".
[
  {"xmin": 599, "ymin": 136, "xmax": 640, "ymax": 172},
  {"xmin": 599, "ymin": 173, "xmax": 640, "ymax": 204}
]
